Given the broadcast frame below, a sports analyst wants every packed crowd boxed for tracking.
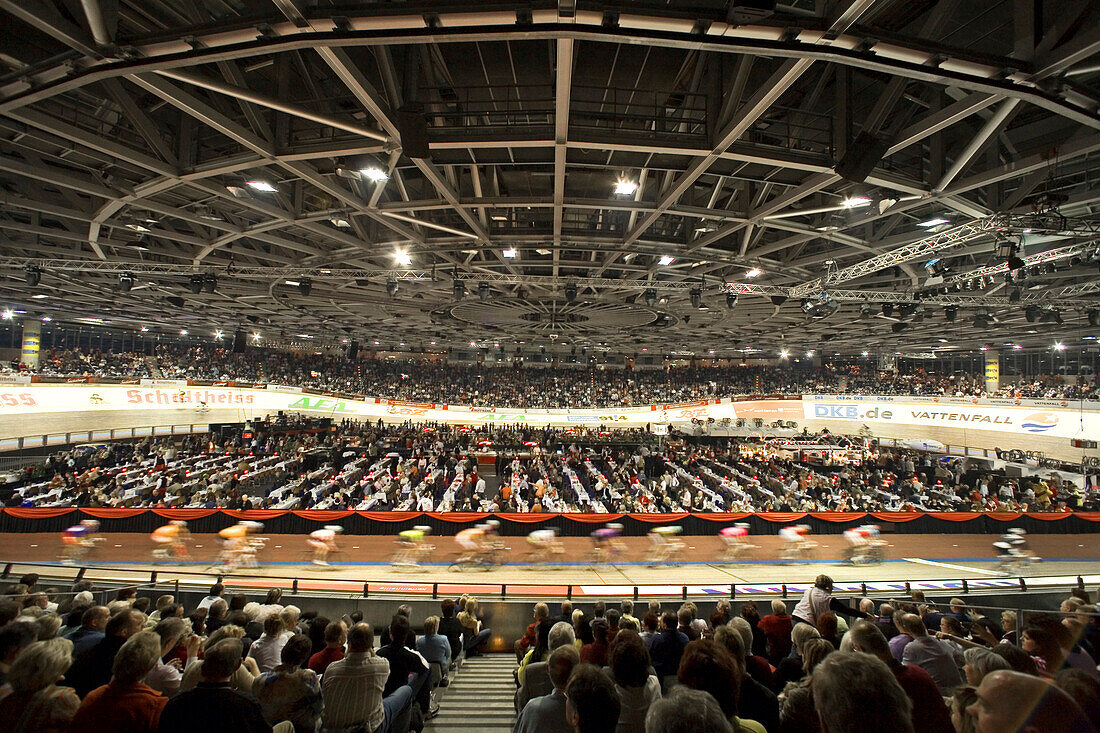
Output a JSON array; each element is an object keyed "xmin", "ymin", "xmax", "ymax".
[
  {"xmin": 8, "ymin": 422, "xmax": 1097, "ymax": 512},
  {"xmin": 15, "ymin": 345, "xmax": 1100, "ymax": 405},
  {"xmin": 1, "ymin": 574, "xmax": 1097, "ymax": 733}
]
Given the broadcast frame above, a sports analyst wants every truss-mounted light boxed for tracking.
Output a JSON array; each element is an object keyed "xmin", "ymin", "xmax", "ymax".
[
  {"xmin": 744, "ymin": 268, "xmax": 762, "ymax": 278},
  {"xmin": 613, "ymin": 179, "xmax": 638, "ymax": 196},
  {"xmin": 643, "ymin": 288, "xmax": 657, "ymax": 308},
  {"xmin": 478, "ymin": 282, "xmax": 490, "ymax": 300},
  {"xmin": 689, "ymin": 288, "xmax": 702, "ymax": 309},
  {"xmin": 119, "ymin": 273, "xmax": 134, "ymax": 292},
  {"xmin": 918, "ymin": 217, "xmax": 950, "ymax": 228},
  {"xmin": 359, "ymin": 167, "xmax": 389, "ymax": 182},
  {"xmin": 726, "ymin": 293, "xmax": 738, "ymax": 310},
  {"xmin": 188, "ymin": 275, "xmax": 204, "ymax": 294},
  {"xmin": 658, "ymin": 255, "xmax": 675, "ymax": 266},
  {"xmin": 502, "ymin": 248, "xmax": 518, "ymax": 258},
  {"xmin": 565, "ymin": 283, "xmax": 578, "ymax": 303},
  {"xmin": 841, "ymin": 195, "xmax": 872, "ymax": 208},
  {"xmin": 386, "ymin": 280, "xmax": 399, "ymax": 297},
  {"xmin": 394, "ymin": 249, "xmax": 412, "ymax": 266},
  {"xmin": 245, "ymin": 179, "xmax": 277, "ymax": 193},
  {"xmin": 453, "ymin": 281, "xmax": 465, "ymax": 301}
]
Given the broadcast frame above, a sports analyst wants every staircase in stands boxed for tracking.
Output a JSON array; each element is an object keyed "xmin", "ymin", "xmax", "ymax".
[{"xmin": 426, "ymin": 654, "xmax": 516, "ymax": 733}]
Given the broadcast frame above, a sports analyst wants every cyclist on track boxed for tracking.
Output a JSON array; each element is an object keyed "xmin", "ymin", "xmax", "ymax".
[
  {"xmin": 842, "ymin": 524, "xmax": 884, "ymax": 565},
  {"xmin": 647, "ymin": 525, "xmax": 686, "ymax": 565},
  {"xmin": 525, "ymin": 527, "xmax": 565, "ymax": 564},
  {"xmin": 588, "ymin": 523, "xmax": 627, "ymax": 565},
  {"xmin": 779, "ymin": 524, "xmax": 817, "ymax": 563},
  {"xmin": 994, "ymin": 528, "xmax": 1039, "ymax": 574},
  {"xmin": 61, "ymin": 519, "xmax": 101, "ymax": 564},
  {"xmin": 392, "ymin": 525, "xmax": 434, "ymax": 568},
  {"xmin": 308, "ymin": 524, "xmax": 343, "ymax": 566},
  {"xmin": 151, "ymin": 520, "xmax": 190, "ymax": 561},
  {"xmin": 454, "ymin": 520, "xmax": 502, "ymax": 566},
  {"xmin": 719, "ymin": 523, "xmax": 757, "ymax": 562},
  {"xmin": 216, "ymin": 521, "xmax": 265, "ymax": 569}
]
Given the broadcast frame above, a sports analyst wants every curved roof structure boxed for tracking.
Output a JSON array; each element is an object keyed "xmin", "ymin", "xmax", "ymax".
[{"xmin": 1, "ymin": 0, "xmax": 1099, "ymax": 354}]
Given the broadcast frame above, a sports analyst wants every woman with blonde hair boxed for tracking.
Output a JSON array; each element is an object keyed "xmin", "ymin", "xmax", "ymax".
[
  {"xmin": 0, "ymin": 637, "xmax": 80, "ymax": 732},
  {"xmin": 457, "ymin": 597, "xmax": 492, "ymax": 657},
  {"xmin": 179, "ymin": 625, "xmax": 260, "ymax": 692},
  {"xmin": 778, "ymin": 638, "xmax": 834, "ymax": 733}
]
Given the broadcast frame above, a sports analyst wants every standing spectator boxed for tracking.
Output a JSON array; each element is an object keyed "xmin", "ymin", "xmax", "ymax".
[
  {"xmin": 71, "ymin": 631, "xmax": 168, "ymax": 733},
  {"xmin": 647, "ymin": 612, "xmax": 689, "ymax": 681},
  {"xmin": 792, "ymin": 576, "xmax": 865, "ymax": 628},
  {"xmin": 0, "ymin": 638, "xmax": 80, "ymax": 733},
  {"xmin": 252, "ymin": 634, "xmax": 323, "ymax": 733},
  {"xmin": 811, "ymin": 652, "xmax": 914, "ymax": 733},
  {"xmin": 514, "ymin": 645, "xmax": 579, "ymax": 733},
  {"xmin": 157, "ymin": 639, "xmax": 272, "ymax": 733},
  {"xmin": 758, "ymin": 600, "xmax": 793, "ymax": 665},
  {"xmin": 308, "ymin": 620, "xmax": 346, "ymax": 675},
  {"xmin": 198, "ymin": 583, "xmax": 225, "ymax": 611},
  {"xmin": 458, "ymin": 598, "xmax": 491, "ymax": 657},
  {"xmin": 65, "ymin": 605, "xmax": 109, "ymax": 655},
  {"xmin": 609, "ymin": 630, "xmax": 660, "ymax": 733},
  {"xmin": 249, "ymin": 615, "xmax": 291, "ymax": 674},
  {"xmin": 565, "ymin": 664, "xmax": 620, "ymax": 733}
]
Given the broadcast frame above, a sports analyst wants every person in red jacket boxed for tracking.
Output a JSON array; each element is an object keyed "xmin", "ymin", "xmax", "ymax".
[{"xmin": 71, "ymin": 631, "xmax": 168, "ymax": 733}]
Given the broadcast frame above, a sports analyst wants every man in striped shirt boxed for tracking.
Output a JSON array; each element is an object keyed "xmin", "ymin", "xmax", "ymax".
[{"xmin": 321, "ymin": 623, "xmax": 414, "ymax": 733}]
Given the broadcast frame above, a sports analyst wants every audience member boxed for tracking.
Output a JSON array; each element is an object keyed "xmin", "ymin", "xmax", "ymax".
[
  {"xmin": 967, "ymin": 669, "xmax": 1094, "ymax": 733},
  {"xmin": 811, "ymin": 652, "xmax": 914, "ymax": 733},
  {"xmin": 645, "ymin": 687, "xmax": 733, "ymax": 733},
  {"xmin": 252, "ymin": 633, "xmax": 323, "ymax": 733},
  {"xmin": 71, "ymin": 630, "xmax": 168, "ymax": 733},
  {"xmin": 158, "ymin": 639, "xmax": 272, "ymax": 733},
  {"xmin": 0, "ymin": 637, "xmax": 80, "ymax": 733},
  {"xmin": 514, "ymin": 644, "xmax": 580, "ymax": 733},
  {"xmin": 565, "ymin": 664, "xmax": 621, "ymax": 733}
]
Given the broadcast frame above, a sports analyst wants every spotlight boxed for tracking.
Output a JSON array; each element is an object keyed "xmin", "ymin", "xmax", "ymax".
[
  {"xmin": 1039, "ymin": 309, "xmax": 1062, "ymax": 325},
  {"xmin": 203, "ymin": 274, "xmax": 217, "ymax": 293},
  {"xmin": 690, "ymin": 288, "xmax": 702, "ymax": 309},
  {"xmin": 881, "ymin": 303, "xmax": 895, "ymax": 317},
  {"xmin": 898, "ymin": 302, "xmax": 917, "ymax": 319},
  {"xmin": 1008, "ymin": 255, "xmax": 1026, "ymax": 271},
  {"xmin": 996, "ymin": 239, "xmax": 1016, "ymax": 258},
  {"xmin": 944, "ymin": 305, "xmax": 958, "ymax": 322},
  {"xmin": 1088, "ymin": 309, "xmax": 1100, "ymax": 327},
  {"xmin": 891, "ymin": 322, "xmax": 908, "ymax": 333},
  {"xmin": 769, "ymin": 296, "xmax": 787, "ymax": 306},
  {"xmin": 478, "ymin": 282, "xmax": 490, "ymax": 300},
  {"xmin": 24, "ymin": 267, "xmax": 41, "ymax": 287},
  {"xmin": 386, "ymin": 280, "xmax": 399, "ymax": 297},
  {"xmin": 1025, "ymin": 305, "xmax": 1042, "ymax": 323},
  {"xmin": 859, "ymin": 303, "xmax": 874, "ymax": 320},
  {"xmin": 118, "ymin": 273, "xmax": 134, "ymax": 292},
  {"xmin": 453, "ymin": 281, "xmax": 465, "ymax": 300},
  {"xmin": 299, "ymin": 279, "xmax": 312, "ymax": 296},
  {"xmin": 189, "ymin": 275, "xmax": 204, "ymax": 294},
  {"xmin": 644, "ymin": 288, "xmax": 657, "ymax": 308},
  {"xmin": 725, "ymin": 293, "xmax": 738, "ymax": 310},
  {"xmin": 1008, "ymin": 286, "xmax": 1021, "ymax": 303},
  {"xmin": 565, "ymin": 283, "xmax": 578, "ymax": 303}
]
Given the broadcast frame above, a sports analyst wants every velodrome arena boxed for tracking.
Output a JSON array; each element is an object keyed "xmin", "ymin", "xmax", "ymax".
[{"xmin": 1, "ymin": 2, "xmax": 1100, "ymax": 731}]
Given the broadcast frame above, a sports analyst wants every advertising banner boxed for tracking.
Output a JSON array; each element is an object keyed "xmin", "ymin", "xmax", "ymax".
[{"xmin": 984, "ymin": 352, "xmax": 1000, "ymax": 393}]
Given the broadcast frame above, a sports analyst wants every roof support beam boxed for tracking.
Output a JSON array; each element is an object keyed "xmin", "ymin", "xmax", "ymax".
[{"xmin": 552, "ymin": 37, "xmax": 574, "ymax": 278}]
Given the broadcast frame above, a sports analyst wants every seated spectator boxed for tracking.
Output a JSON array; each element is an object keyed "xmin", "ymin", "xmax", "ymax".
[
  {"xmin": 0, "ymin": 637, "xmax": 80, "ymax": 733},
  {"xmin": 68, "ymin": 608, "xmax": 144, "ymax": 697},
  {"xmin": 645, "ymin": 687, "xmax": 734, "ymax": 733},
  {"xmin": 65, "ymin": 605, "xmax": 109, "ymax": 655},
  {"xmin": 438, "ymin": 600, "xmax": 464, "ymax": 664},
  {"xmin": 609, "ymin": 630, "xmax": 660, "ymax": 733},
  {"xmin": 516, "ymin": 603, "xmax": 550, "ymax": 662},
  {"xmin": 321, "ymin": 622, "xmax": 411, "ymax": 733},
  {"xmin": 949, "ymin": 686, "xmax": 978, "ymax": 733},
  {"xmin": 811, "ymin": 652, "xmax": 914, "ymax": 732},
  {"xmin": 1055, "ymin": 669, "xmax": 1100, "ymax": 732},
  {"xmin": 773, "ymin": 624, "xmax": 821, "ymax": 691},
  {"xmin": 967, "ymin": 669, "xmax": 1094, "ymax": 733},
  {"xmin": 0, "ymin": 624, "xmax": 34, "ymax": 687},
  {"xmin": 457, "ymin": 598, "xmax": 491, "ymax": 657},
  {"xmin": 249, "ymin": 615, "xmax": 291, "ymax": 674},
  {"xmin": 844, "ymin": 620, "xmax": 952, "ymax": 733},
  {"xmin": 145, "ymin": 617, "xmax": 201, "ymax": 698},
  {"xmin": 962, "ymin": 647, "xmax": 1011, "ymax": 687},
  {"xmin": 647, "ymin": 612, "xmax": 689, "ymax": 681},
  {"xmin": 377, "ymin": 615, "xmax": 430, "ymax": 721},
  {"xmin": 676, "ymin": 608, "xmax": 700, "ymax": 642},
  {"xmin": 583, "ymin": 619, "xmax": 612, "ymax": 667},
  {"xmin": 158, "ymin": 638, "xmax": 273, "ymax": 733},
  {"xmin": 206, "ymin": 600, "xmax": 230, "ymax": 634},
  {"xmin": 71, "ymin": 630, "xmax": 168, "ymax": 733},
  {"xmin": 308, "ymin": 620, "xmax": 347, "ymax": 675},
  {"xmin": 678, "ymin": 638, "xmax": 766, "ymax": 732},
  {"xmin": 517, "ymin": 621, "xmax": 576, "ymax": 712},
  {"xmin": 416, "ymin": 616, "xmax": 451, "ymax": 675},
  {"xmin": 898, "ymin": 614, "xmax": 963, "ymax": 695},
  {"xmin": 181, "ymin": 626, "xmax": 261, "ymax": 692},
  {"xmin": 729, "ymin": 617, "xmax": 774, "ymax": 690},
  {"xmin": 252, "ymin": 633, "xmax": 323, "ymax": 733},
  {"xmin": 759, "ymin": 600, "xmax": 793, "ymax": 665},
  {"xmin": 515, "ymin": 644, "xmax": 580, "ymax": 733},
  {"xmin": 739, "ymin": 602, "xmax": 767, "ymax": 659},
  {"xmin": 1022, "ymin": 616, "xmax": 1099, "ymax": 677},
  {"xmin": 712, "ymin": 626, "xmax": 779, "ymax": 733},
  {"xmin": 565, "ymin": 664, "xmax": 621, "ymax": 733},
  {"xmin": 776, "ymin": 638, "xmax": 833, "ymax": 733}
]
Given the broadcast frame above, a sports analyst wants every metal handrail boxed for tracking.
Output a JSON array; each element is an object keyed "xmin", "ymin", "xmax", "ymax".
[{"xmin": 0, "ymin": 423, "xmax": 208, "ymax": 453}]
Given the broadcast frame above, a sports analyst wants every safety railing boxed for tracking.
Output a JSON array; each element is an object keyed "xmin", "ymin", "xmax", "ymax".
[{"xmin": 0, "ymin": 423, "xmax": 209, "ymax": 454}]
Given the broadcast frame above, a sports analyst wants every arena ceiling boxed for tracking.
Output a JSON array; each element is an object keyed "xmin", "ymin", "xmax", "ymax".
[{"xmin": 1, "ymin": 0, "xmax": 1100, "ymax": 357}]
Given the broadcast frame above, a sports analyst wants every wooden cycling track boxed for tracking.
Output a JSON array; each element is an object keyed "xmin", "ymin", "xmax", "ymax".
[{"xmin": 4, "ymin": 532, "xmax": 1100, "ymax": 598}]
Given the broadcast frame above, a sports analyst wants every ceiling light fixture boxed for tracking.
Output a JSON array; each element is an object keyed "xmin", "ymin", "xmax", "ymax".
[
  {"xmin": 841, "ymin": 196, "xmax": 872, "ymax": 208},
  {"xmin": 359, "ymin": 167, "xmax": 389, "ymax": 182},
  {"xmin": 658, "ymin": 255, "xmax": 675, "ymax": 266},
  {"xmin": 745, "ymin": 268, "xmax": 762, "ymax": 278},
  {"xmin": 613, "ymin": 179, "xmax": 638, "ymax": 196},
  {"xmin": 502, "ymin": 248, "xmax": 518, "ymax": 258},
  {"xmin": 918, "ymin": 217, "xmax": 950, "ymax": 227},
  {"xmin": 394, "ymin": 250, "xmax": 412, "ymax": 266},
  {"xmin": 245, "ymin": 180, "xmax": 277, "ymax": 193}
]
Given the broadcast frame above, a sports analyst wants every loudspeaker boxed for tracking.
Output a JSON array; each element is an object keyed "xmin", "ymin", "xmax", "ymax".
[
  {"xmin": 396, "ymin": 103, "xmax": 430, "ymax": 159},
  {"xmin": 346, "ymin": 340, "xmax": 359, "ymax": 360},
  {"xmin": 835, "ymin": 132, "xmax": 889, "ymax": 183},
  {"xmin": 231, "ymin": 330, "xmax": 247, "ymax": 353}
]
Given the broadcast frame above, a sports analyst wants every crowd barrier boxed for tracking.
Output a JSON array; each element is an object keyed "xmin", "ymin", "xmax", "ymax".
[{"xmin": 1, "ymin": 508, "xmax": 1098, "ymax": 536}]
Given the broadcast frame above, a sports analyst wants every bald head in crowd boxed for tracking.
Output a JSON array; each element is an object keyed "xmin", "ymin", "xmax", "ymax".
[{"xmin": 968, "ymin": 670, "xmax": 1095, "ymax": 733}]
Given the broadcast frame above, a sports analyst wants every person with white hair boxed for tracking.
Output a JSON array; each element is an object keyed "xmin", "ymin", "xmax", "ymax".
[
  {"xmin": 71, "ymin": 630, "xmax": 167, "ymax": 733},
  {"xmin": 0, "ymin": 637, "xmax": 81, "ymax": 731},
  {"xmin": 961, "ymin": 647, "xmax": 1011, "ymax": 687}
]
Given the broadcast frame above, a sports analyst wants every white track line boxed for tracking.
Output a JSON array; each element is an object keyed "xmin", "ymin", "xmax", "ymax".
[{"xmin": 902, "ymin": 558, "xmax": 1003, "ymax": 576}]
